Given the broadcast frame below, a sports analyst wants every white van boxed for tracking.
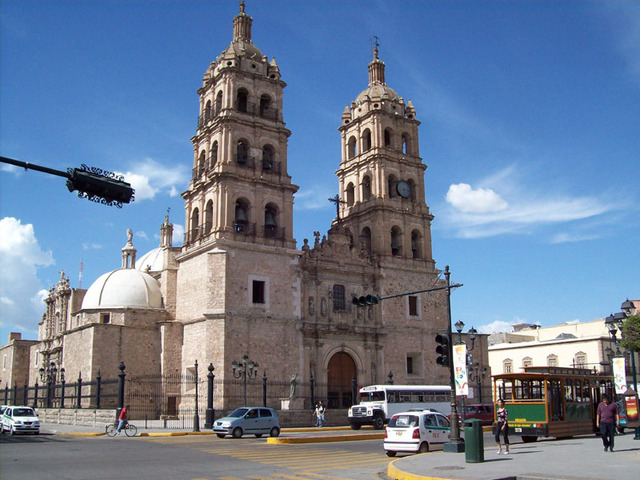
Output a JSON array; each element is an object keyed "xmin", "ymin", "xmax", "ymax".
[{"xmin": 383, "ymin": 409, "xmax": 451, "ymax": 456}]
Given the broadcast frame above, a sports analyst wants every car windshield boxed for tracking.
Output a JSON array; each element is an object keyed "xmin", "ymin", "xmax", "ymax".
[
  {"xmin": 14, "ymin": 408, "xmax": 35, "ymax": 417},
  {"xmin": 388, "ymin": 414, "xmax": 419, "ymax": 428},
  {"xmin": 228, "ymin": 408, "xmax": 249, "ymax": 418}
]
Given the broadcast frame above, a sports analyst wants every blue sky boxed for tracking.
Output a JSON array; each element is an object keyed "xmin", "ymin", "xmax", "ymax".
[{"xmin": 1, "ymin": 1, "xmax": 639, "ymax": 344}]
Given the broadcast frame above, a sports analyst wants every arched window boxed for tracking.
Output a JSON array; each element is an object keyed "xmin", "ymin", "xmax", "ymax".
[
  {"xmin": 198, "ymin": 150, "xmax": 206, "ymax": 175},
  {"xmin": 262, "ymin": 144, "xmax": 275, "ymax": 171},
  {"xmin": 210, "ymin": 141, "xmax": 218, "ymax": 169},
  {"xmin": 237, "ymin": 139, "xmax": 249, "ymax": 166},
  {"xmin": 547, "ymin": 354, "xmax": 558, "ymax": 367},
  {"xmin": 215, "ymin": 91, "xmax": 223, "ymax": 114},
  {"xmin": 363, "ymin": 129, "xmax": 372, "ymax": 151},
  {"xmin": 574, "ymin": 352, "xmax": 587, "ymax": 368},
  {"xmin": 411, "ymin": 230, "xmax": 421, "ymax": 259},
  {"xmin": 190, "ymin": 208, "xmax": 200, "ymax": 241},
  {"xmin": 360, "ymin": 227, "xmax": 372, "ymax": 255},
  {"xmin": 362, "ymin": 175, "xmax": 372, "ymax": 201},
  {"xmin": 204, "ymin": 200, "xmax": 213, "ymax": 235},
  {"xmin": 388, "ymin": 175, "xmax": 398, "ymax": 198},
  {"xmin": 348, "ymin": 136, "xmax": 357, "ymax": 159},
  {"xmin": 264, "ymin": 203, "xmax": 278, "ymax": 238},
  {"xmin": 384, "ymin": 128, "xmax": 392, "ymax": 148},
  {"xmin": 259, "ymin": 94, "xmax": 272, "ymax": 118},
  {"xmin": 522, "ymin": 357, "xmax": 533, "ymax": 368},
  {"xmin": 390, "ymin": 226, "xmax": 402, "ymax": 256},
  {"xmin": 236, "ymin": 88, "xmax": 248, "ymax": 113},
  {"xmin": 346, "ymin": 182, "xmax": 355, "ymax": 206},
  {"xmin": 204, "ymin": 100, "xmax": 212, "ymax": 122},
  {"xmin": 402, "ymin": 133, "xmax": 411, "ymax": 155},
  {"xmin": 234, "ymin": 199, "xmax": 250, "ymax": 233},
  {"xmin": 503, "ymin": 359, "xmax": 513, "ymax": 374}
]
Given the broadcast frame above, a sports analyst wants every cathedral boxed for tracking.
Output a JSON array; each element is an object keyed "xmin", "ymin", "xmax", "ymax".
[{"xmin": 6, "ymin": 4, "xmax": 455, "ymax": 414}]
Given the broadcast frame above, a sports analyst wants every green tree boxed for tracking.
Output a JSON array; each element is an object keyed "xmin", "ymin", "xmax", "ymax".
[{"xmin": 620, "ymin": 314, "xmax": 640, "ymax": 352}]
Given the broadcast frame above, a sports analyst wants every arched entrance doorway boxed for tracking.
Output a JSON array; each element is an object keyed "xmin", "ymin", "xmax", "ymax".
[{"xmin": 327, "ymin": 352, "xmax": 357, "ymax": 409}]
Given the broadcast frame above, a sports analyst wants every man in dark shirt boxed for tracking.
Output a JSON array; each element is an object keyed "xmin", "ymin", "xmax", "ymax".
[{"xmin": 596, "ymin": 395, "xmax": 619, "ymax": 452}]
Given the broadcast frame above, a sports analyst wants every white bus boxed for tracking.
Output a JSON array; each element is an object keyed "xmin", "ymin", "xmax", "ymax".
[{"xmin": 348, "ymin": 384, "xmax": 452, "ymax": 430}]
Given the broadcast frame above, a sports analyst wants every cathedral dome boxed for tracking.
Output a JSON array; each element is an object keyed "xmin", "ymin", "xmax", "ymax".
[
  {"xmin": 355, "ymin": 83, "xmax": 401, "ymax": 105},
  {"xmin": 82, "ymin": 268, "xmax": 163, "ymax": 310},
  {"xmin": 136, "ymin": 247, "xmax": 165, "ymax": 273}
]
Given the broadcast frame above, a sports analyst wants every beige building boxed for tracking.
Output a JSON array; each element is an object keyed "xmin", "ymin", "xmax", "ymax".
[
  {"xmin": 3, "ymin": 5, "xmax": 488, "ymax": 416},
  {"xmin": 488, "ymin": 303, "xmax": 639, "ymax": 393}
]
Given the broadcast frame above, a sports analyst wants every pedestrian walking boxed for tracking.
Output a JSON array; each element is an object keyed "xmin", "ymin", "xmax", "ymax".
[
  {"xmin": 596, "ymin": 395, "xmax": 619, "ymax": 452},
  {"xmin": 495, "ymin": 399, "xmax": 510, "ymax": 454},
  {"xmin": 313, "ymin": 401, "xmax": 326, "ymax": 427}
]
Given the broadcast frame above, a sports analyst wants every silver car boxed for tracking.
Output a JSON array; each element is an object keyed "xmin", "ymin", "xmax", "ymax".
[{"xmin": 213, "ymin": 407, "xmax": 280, "ymax": 438}]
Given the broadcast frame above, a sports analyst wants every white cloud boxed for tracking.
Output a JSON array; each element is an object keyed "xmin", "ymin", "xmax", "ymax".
[
  {"xmin": 121, "ymin": 157, "xmax": 189, "ymax": 201},
  {"xmin": 601, "ymin": 2, "xmax": 640, "ymax": 82},
  {"xmin": 446, "ymin": 183, "xmax": 508, "ymax": 214},
  {"xmin": 82, "ymin": 243, "xmax": 103, "ymax": 250},
  {"xmin": 0, "ymin": 217, "xmax": 54, "ymax": 335},
  {"xmin": 172, "ymin": 224, "xmax": 185, "ymax": 246},
  {"xmin": 477, "ymin": 321, "xmax": 513, "ymax": 334},
  {"xmin": 441, "ymin": 166, "xmax": 622, "ymax": 240}
]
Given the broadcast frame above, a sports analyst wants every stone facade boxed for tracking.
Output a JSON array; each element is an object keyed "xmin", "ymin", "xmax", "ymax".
[{"xmin": 3, "ymin": 5, "xmax": 487, "ymax": 416}]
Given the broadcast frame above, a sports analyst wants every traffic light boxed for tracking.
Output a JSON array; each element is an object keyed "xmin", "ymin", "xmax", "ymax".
[
  {"xmin": 435, "ymin": 334, "xmax": 450, "ymax": 367},
  {"xmin": 352, "ymin": 294, "xmax": 380, "ymax": 307},
  {"xmin": 66, "ymin": 168, "xmax": 135, "ymax": 205}
]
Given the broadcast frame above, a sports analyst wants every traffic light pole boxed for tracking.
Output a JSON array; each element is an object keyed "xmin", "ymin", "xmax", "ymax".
[{"xmin": 443, "ymin": 265, "xmax": 465, "ymax": 452}]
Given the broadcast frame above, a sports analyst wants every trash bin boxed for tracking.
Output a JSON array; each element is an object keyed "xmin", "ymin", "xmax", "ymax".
[{"xmin": 464, "ymin": 419, "xmax": 484, "ymax": 463}]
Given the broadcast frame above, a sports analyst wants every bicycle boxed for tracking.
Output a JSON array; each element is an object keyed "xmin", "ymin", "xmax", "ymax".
[{"xmin": 106, "ymin": 421, "xmax": 137, "ymax": 437}]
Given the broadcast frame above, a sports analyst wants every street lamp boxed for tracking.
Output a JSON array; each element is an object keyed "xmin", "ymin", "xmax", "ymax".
[
  {"xmin": 468, "ymin": 363, "xmax": 488, "ymax": 403},
  {"xmin": 39, "ymin": 361, "xmax": 60, "ymax": 408},
  {"xmin": 232, "ymin": 354, "xmax": 259, "ymax": 406}
]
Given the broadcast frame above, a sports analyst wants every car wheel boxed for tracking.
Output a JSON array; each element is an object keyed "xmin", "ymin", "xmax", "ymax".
[
  {"xmin": 386, "ymin": 450, "xmax": 396, "ymax": 457},
  {"xmin": 350, "ymin": 423, "xmax": 361, "ymax": 430},
  {"xmin": 269, "ymin": 426, "xmax": 280, "ymax": 437},
  {"xmin": 232, "ymin": 427, "xmax": 243, "ymax": 438},
  {"xmin": 418, "ymin": 442, "xmax": 429, "ymax": 453},
  {"xmin": 216, "ymin": 434, "xmax": 226, "ymax": 438},
  {"xmin": 373, "ymin": 415, "xmax": 385, "ymax": 430},
  {"xmin": 9, "ymin": 427, "xmax": 14, "ymax": 436}
]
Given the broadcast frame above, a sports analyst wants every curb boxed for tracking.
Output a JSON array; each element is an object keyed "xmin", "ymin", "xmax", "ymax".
[{"xmin": 387, "ymin": 455, "xmax": 452, "ymax": 480}]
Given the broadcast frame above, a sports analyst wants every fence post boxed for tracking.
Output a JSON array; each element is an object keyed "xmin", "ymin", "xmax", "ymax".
[
  {"xmin": 23, "ymin": 384, "xmax": 29, "ymax": 407},
  {"xmin": 262, "ymin": 371, "xmax": 267, "ymax": 407},
  {"xmin": 116, "ymin": 362, "xmax": 126, "ymax": 421},
  {"xmin": 33, "ymin": 382, "xmax": 39, "ymax": 408},
  {"xmin": 4, "ymin": 384, "xmax": 8, "ymax": 404},
  {"xmin": 205, "ymin": 363, "xmax": 215, "ymax": 429},
  {"xmin": 351, "ymin": 376, "xmax": 357, "ymax": 407},
  {"xmin": 77, "ymin": 372, "xmax": 83, "ymax": 409},
  {"xmin": 193, "ymin": 360, "xmax": 200, "ymax": 432},
  {"xmin": 310, "ymin": 371, "xmax": 315, "ymax": 410},
  {"xmin": 96, "ymin": 370, "xmax": 102, "ymax": 409},
  {"xmin": 13, "ymin": 383, "xmax": 17, "ymax": 406},
  {"xmin": 60, "ymin": 369, "xmax": 66, "ymax": 409}
]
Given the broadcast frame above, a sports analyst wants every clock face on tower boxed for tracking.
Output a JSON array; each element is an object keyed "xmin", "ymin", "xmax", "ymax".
[{"xmin": 396, "ymin": 180, "xmax": 411, "ymax": 198}]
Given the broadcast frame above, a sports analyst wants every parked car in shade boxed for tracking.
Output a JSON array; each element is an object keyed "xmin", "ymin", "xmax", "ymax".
[
  {"xmin": 1, "ymin": 406, "xmax": 40, "ymax": 435},
  {"xmin": 464, "ymin": 403, "xmax": 494, "ymax": 425},
  {"xmin": 213, "ymin": 407, "xmax": 280, "ymax": 438},
  {"xmin": 384, "ymin": 409, "xmax": 451, "ymax": 456}
]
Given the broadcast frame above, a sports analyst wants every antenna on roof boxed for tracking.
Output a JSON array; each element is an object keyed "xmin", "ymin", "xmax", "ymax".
[{"xmin": 371, "ymin": 35, "xmax": 380, "ymax": 58}]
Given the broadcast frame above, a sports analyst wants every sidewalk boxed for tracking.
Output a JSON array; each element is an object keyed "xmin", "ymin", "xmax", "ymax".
[{"xmin": 388, "ymin": 432, "xmax": 640, "ymax": 480}]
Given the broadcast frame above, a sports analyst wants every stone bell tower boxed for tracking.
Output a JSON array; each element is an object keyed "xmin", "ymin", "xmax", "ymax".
[
  {"xmin": 336, "ymin": 45, "xmax": 434, "ymax": 268},
  {"xmin": 181, "ymin": 1, "xmax": 298, "ymax": 250}
]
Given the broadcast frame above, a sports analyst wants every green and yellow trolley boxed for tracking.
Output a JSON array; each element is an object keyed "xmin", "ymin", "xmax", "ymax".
[{"xmin": 492, "ymin": 366, "xmax": 614, "ymax": 442}]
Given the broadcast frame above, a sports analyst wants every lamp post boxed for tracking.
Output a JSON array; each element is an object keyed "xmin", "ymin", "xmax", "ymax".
[
  {"xmin": 232, "ymin": 354, "xmax": 259, "ymax": 406},
  {"xmin": 453, "ymin": 320, "xmax": 478, "ymax": 422},
  {"xmin": 443, "ymin": 266, "xmax": 465, "ymax": 453},
  {"xmin": 617, "ymin": 299, "xmax": 639, "ymax": 440},
  {"xmin": 468, "ymin": 363, "xmax": 488, "ymax": 403},
  {"xmin": 39, "ymin": 361, "xmax": 58, "ymax": 408}
]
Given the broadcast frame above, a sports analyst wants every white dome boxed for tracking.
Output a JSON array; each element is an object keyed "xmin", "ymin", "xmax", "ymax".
[
  {"xmin": 82, "ymin": 269, "xmax": 163, "ymax": 309},
  {"xmin": 136, "ymin": 247, "xmax": 165, "ymax": 272}
]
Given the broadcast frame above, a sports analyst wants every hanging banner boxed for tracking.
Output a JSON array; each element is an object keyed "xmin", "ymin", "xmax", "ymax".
[
  {"xmin": 612, "ymin": 357, "xmax": 627, "ymax": 394},
  {"xmin": 453, "ymin": 343, "xmax": 468, "ymax": 396}
]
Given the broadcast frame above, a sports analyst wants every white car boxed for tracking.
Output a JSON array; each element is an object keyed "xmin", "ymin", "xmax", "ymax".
[
  {"xmin": 383, "ymin": 409, "xmax": 450, "ymax": 456},
  {"xmin": 1, "ymin": 406, "xmax": 40, "ymax": 435}
]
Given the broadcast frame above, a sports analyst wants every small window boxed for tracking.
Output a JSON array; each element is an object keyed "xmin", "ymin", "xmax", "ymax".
[
  {"xmin": 100, "ymin": 313, "xmax": 111, "ymax": 324},
  {"xmin": 408, "ymin": 296, "xmax": 418, "ymax": 316},
  {"xmin": 406, "ymin": 356, "xmax": 414, "ymax": 375},
  {"xmin": 252, "ymin": 280, "xmax": 265, "ymax": 304},
  {"xmin": 332, "ymin": 284, "xmax": 346, "ymax": 311}
]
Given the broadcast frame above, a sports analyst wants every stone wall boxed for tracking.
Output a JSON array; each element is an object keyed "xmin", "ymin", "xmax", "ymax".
[{"xmin": 36, "ymin": 408, "xmax": 116, "ymax": 427}]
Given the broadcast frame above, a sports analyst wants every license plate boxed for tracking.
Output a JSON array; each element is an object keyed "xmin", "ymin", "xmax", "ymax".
[{"xmin": 515, "ymin": 427, "xmax": 522, "ymax": 433}]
